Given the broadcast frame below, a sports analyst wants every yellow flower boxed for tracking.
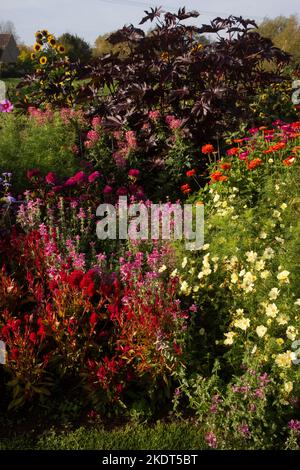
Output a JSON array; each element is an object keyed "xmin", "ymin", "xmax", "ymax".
[
  {"xmin": 31, "ymin": 53, "xmax": 36, "ymax": 60},
  {"xmin": 276, "ymin": 338, "xmax": 284, "ymax": 346},
  {"xmin": 277, "ymin": 270, "xmax": 290, "ymax": 284},
  {"xmin": 35, "ymin": 31, "xmax": 43, "ymax": 40},
  {"xmin": 42, "ymin": 29, "xmax": 49, "ymax": 37},
  {"xmin": 57, "ymin": 45, "xmax": 65, "ymax": 53},
  {"xmin": 33, "ymin": 43, "xmax": 42, "ymax": 52},
  {"xmin": 160, "ymin": 51, "xmax": 169, "ymax": 62},
  {"xmin": 275, "ymin": 351, "xmax": 295, "ymax": 368},
  {"xmin": 48, "ymin": 37, "xmax": 56, "ymax": 47},
  {"xmin": 40, "ymin": 56, "xmax": 47, "ymax": 65},
  {"xmin": 284, "ymin": 381, "xmax": 293, "ymax": 394}
]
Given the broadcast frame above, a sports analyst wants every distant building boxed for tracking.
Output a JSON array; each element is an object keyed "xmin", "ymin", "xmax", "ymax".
[{"xmin": 0, "ymin": 34, "xmax": 19, "ymax": 64}]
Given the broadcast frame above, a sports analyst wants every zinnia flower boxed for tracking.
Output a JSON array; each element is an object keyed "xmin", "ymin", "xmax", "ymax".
[
  {"xmin": 202, "ymin": 144, "xmax": 215, "ymax": 154},
  {"xmin": 0, "ymin": 99, "xmax": 13, "ymax": 113},
  {"xmin": 247, "ymin": 158, "xmax": 262, "ymax": 170},
  {"xmin": 186, "ymin": 169, "xmax": 196, "ymax": 177}
]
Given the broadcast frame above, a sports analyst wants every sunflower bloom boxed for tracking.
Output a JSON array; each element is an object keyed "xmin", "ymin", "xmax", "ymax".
[
  {"xmin": 40, "ymin": 56, "xmax": 47, "ymax": 65},
  {"xmin": 33, "ymin": 43, "xmax": 42, "ymax": 52},
  {"xmin": 57, "ymin": 45, "xmax": 65, "ymax": 53}
]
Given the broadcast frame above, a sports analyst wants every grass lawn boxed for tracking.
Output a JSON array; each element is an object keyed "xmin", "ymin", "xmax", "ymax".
[{"xmin": 0, "ymin": 421, "xmax": 205, "ymax": 450}]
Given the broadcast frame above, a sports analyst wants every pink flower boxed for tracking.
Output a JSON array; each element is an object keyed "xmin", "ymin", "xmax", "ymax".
[
  {"xmin": 128, "ymin": 169, "xmax": 140, "ymax": 178},
  {"xmin": 88, "ymin": 171, "xmax": 101, "ymax": 183},
  {"xmin": 117, "ymin": 187, "xmax": 128, "ymax": 196},
  {"xmin": 288, "ymin": 420, "xmax": 300, "ymax": 431},
  {"xmin": 149, "ymin": 110, "xmax": 160, "ymax": 121},
  {"xmin": 205, "ymin": 431, "xmax": 217, "ymax": 449},
  {"xmin": 0, "ymin": 99, "xmax": 13, "ymax": 113},
  {"xmin": 125, "ymin": 130, "xmax": 137, "ymax": 149},
  {"xmin": 103, "ymin": 185, "xmax": 113, "ymax": 194},
  {"xmin": 65, "ymin": 171, "xmax": 86, "ymax": 187},
  {"xmin": 92, "ymin": 116, "xmax": 102, "ymax": 128},
  {"xmin": 71, "ymin": 144, "xmax": 79, "ymax": 155},
  {"xmin": 27, "ymin": 169, "xmax": 40, "ymax": 179},
  {"xmin": 87, "ymin": 130, "xmax": 100, "ymax": 143},
  {"xmin": 165, "ymin": 115, "xmax": 182, "ymax": 130},
  {"xmin": 45, "ymin": 172, "xmax": 57, "ymax": 185}
]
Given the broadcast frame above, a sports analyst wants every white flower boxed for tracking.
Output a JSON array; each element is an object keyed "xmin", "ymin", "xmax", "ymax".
[
  {"xmin": 158, "ymin": 265, "xmax": 167, "ymax": 273},
  {"xmin": 269, "ymin": 288, "xmax": 280, "ymax": 300},
  {"xmin": 236, "ymin": 308, "xmax": 244, "ymax": 316},
  {"xmin": 275, "ymin": 237, "xmax": 284, "ymax": 244},
  {"xmin": 268, "ymin": 158, "xmax": 274, "ymax": 163},
  {"xmin": 241, "ymin": 272, "xmax": 256, "ymax": 292},
  {"xmin": 246, "ymin": 251, "xmax": 258, "ymax": 263},
  {"xmin": 224, "ymin": 331, "xmax": 236, "ymax": 345},
  {"xmin": 202, "ymin": 244, "xmax": 210, "ymax": 251},
  {"xmin": 256, "ymin": 325, "xmax": 267, "ymax": 338},
  {"xmin": 170, "ymin": 269, "xmax": 178, "ymax": 278},
  {"xmin": 280, "ymin": 203, "xmax": 287, "ymax": 210},
  {"xmin": 277, "ymin": 270, "xmax": 290, "ymax": 284},
  {"xmin": 265, "ymin": 303, "xmax": 278, "ymax": 318},
  {"xmin": 259, "ymin": 232, "xmax": 267, "ymax": 239},
  {"xmin": 234, "ymin": 318, "xmax": 250, "ymax": 331},
  {"xmin": 255, "ymin": 260, "xmax": 265, "ymax": 271},
  {"xmin": 294, "ymin": 299, "xmax": 300, "ymax": 306},
  {"xmin": 286, "ymin": 326, "xmax": 298, "ymax": 341},
  {"xmin": 263, "ymin": 247, "xmax": 274, "ymax": 260},
  {"xmin": 181, "ymin": 257, "xmax": 188, "ymax": 268},
  {"xmin": 213, "ymin": 194, "xmax": 220, "ymax": 202},
  {"xmin": 276, "ymin": 314, "xmax": 290, "ymax": 326}
]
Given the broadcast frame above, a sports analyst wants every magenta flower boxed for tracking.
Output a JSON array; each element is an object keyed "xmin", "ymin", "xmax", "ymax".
[
  {"xmin": 288, "ymin": 420, "xmax": 300, "ymax": 431},
  {"xmin": 128, "ymin": 169, "xmax": 140, "ymax": 178},
  {"xmin": 103, "ymin": 185, "xmax": 113, "ymax": 194},
  {"xmin": 88, "ymin": 171, "xmax": 100, "ymax": 183},
  {"xmin": 45, "ymin": 172, "xmax": 57, "ymax": 185},
  {"xmin": 205, "ymin": 431, "xmax": 217, "ymax": 449},
  {"xmin": 0, "ymin": 99, "xmax": 14, "ymax": 113}
]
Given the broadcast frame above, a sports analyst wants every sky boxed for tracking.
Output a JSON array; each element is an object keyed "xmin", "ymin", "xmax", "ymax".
[{"xmin": 1, "ymin": 0, "xmax": 300, "ymax": 46}]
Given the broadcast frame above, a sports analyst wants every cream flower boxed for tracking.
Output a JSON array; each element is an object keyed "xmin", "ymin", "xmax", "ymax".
[
  {"xmin": 224, "ymin": 331, "xmax": 236, "ymax": 345},
  {"xmin": 265, "ymin": 303, "xmax": 278, "ymax": 318},
  {"xmin": 246, "ymin": 251, "xmax": 258, "ymax": 263},
  {"xmin": 277, "ymin": 270, "xmax": 290, "ymax": 284},
  {"xmin": 234, "ymin": 318, "xmax": 250, "ymax": 331},
  {"xmin": 181, "ymin": 257, "xmax": 188, "ymax": 268},
  {"xmin": 275, "ymin": 351, "xmax": 295, "ymax": 368},
  {"xmin": 269, "ymin": 288, "xmax": 280, "ymax": 300},
  {"xmin": 256, "ymin": 325, "xmax": 267, "ymax": 338},
  {"xmin": 286, "ymin": 326, "xmax": 298, "ymax": 341}
]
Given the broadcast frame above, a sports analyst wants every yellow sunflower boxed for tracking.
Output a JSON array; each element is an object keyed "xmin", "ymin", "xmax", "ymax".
[
  {"xmin": 33, "ymin": 43, "xmax": 42, "ymax": 52},
  {"xmin": 35, "ymin": 31, "xmax": 43, "ymax": 40},
  {"xmin": 57, "ymin": 45, "xmax": 65, "ymax": 54},
  {"xmin": 31, "ymin": 53, "xmax": 36, "ymax": 60},
  {"xmin": 48, "ymin": 37, "xmax": 56, "ymax": 47},
  {"xmin": 40, "ymin": 56, "xmax": 47, "ymax": 65},
  {"xmin": 42, "ymin": 29, "xmax": 49, "ymax": 37}
]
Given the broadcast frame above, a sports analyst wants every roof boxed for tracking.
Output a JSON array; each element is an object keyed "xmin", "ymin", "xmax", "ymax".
[{"xmin": 0, "ymin": 33, "xmax": 12, "ymax": 49}]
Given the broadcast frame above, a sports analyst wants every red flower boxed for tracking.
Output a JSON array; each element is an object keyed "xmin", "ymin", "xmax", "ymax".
[
  {"xmin": 27, "ymin": 169, "xmax": 40, "ymax": 179},
  {"xmin": 29, "ymin": 332, "xmax": 37, "ymax": 344},
  {"xmin": 181, "ymin": 183, "xmax": 192, "ymax": 194},
  {"xmin": 68, "ymin": 270, "xmax": 84, "ymax": 288},
  {"xmin": 226, "ymin": 147, "xmax": 240, "ymax": 156},
  {"xmin": 283, "ymin": 156, "xmax": 296, "ymax": 166},
  {"xmin": 210, "ymin": 171, "xmax": 225, "ymax": 182},
  {"xmin": 88, "ymin": 171, "xmax": 100, "ymax": 183},
  {"xmin": 45, "ymin": 172, "xmax": 57, "ymax": 185},
  {"xmin": 247, "ymin": 158, "xmax": 262, "ymax": 170},
  {"xmin": 186, "ymin": 169, "xmax": 196, "ymax": 177},
  {"xmin": 89, "ymin": 312, "xmax": 98, "ymax": 326},
  {"xmin": 220, "ymin": 162, "xmax": 231, "ymax": 170},
  {"xmin": 129, "ymin": 169, "xmax": 140, "ymax": 178},
  {"xmin": 202, "ymin": 144, "xmax": 215, "ymax": 154}
]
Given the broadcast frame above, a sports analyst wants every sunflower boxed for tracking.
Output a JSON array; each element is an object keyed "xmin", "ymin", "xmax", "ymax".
[
  {"xmin": 57, "ymin": 45, "xmax": 65, "ymax": 54},
  {"xmin": 42, "ymin": 30, "xmax": 49, "ymax": 37},
  {"xmin": 40, "ymin": 56, "xmax": 47, "ymax": 65},
  {"xmin": 35, "ymin": 31, "xmax": 43, "ymax": 40},
  {"xmin": 48, "ymin": 37, "xmax": 56, "ymax": 47},
  {"xmin": 33, "ymin": 43, "xmax": 42, "ymax": 52},
  {"xmin": 31, "ymin": 53, "xmax": 36, "ymax": 60}
]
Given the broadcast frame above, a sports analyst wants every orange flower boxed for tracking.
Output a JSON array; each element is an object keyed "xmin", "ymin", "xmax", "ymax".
[
  {"xmin": 247, "ymin": 158, "xmax": 263, "ymax": 170},
  {"xmin": 181, "ymin": 183, "xmax": 192, "ymax": 194},
  {"xmin": 220, "ymin": 162, "xmax": 231, "ymax": 170},
  {"xmin": 202, "ymin": 144, "xmax": 215, "ymax": 154},
  {"xmin": 186, "ymin": 169, "xmax": 196, "ymax": 177},
  {"xmin": 227, "ymin": 147, "xmax": 240, "ymax": 156},
  {"xmin": 233, "ymin": 138, "xmax": 244, "ymax": 143},
  {"xmin": 210, "ymin": 171, "xmax": 227, "ymax": 182},
  {"xmin": 292, "ymin": 146, "xmax": 300, "ymax": 153},
  {"xmin": 283, "ymin": 156, "xmax": 296, "ymax": 166}
]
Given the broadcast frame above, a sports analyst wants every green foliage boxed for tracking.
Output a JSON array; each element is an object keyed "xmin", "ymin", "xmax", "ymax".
[{"xmin": 0, "ymin": 112, "xmax": 81, "ymax": 192}]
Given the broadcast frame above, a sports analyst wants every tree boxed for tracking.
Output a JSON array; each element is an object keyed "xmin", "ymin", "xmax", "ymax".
[
  {"xmin": 93, "ymin": 33, "xmax": 131, "ymax": 58},
  {"xmin": 58, "ymin": 33, "xmax": 92, "ymax": 63},
  {"xmin": 257, "ymin": 15, "xmax": 300, "ymax": 65},
  {"xmin": 0, "ymin": 20, "xmax": 19, "ymax": 42}
]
